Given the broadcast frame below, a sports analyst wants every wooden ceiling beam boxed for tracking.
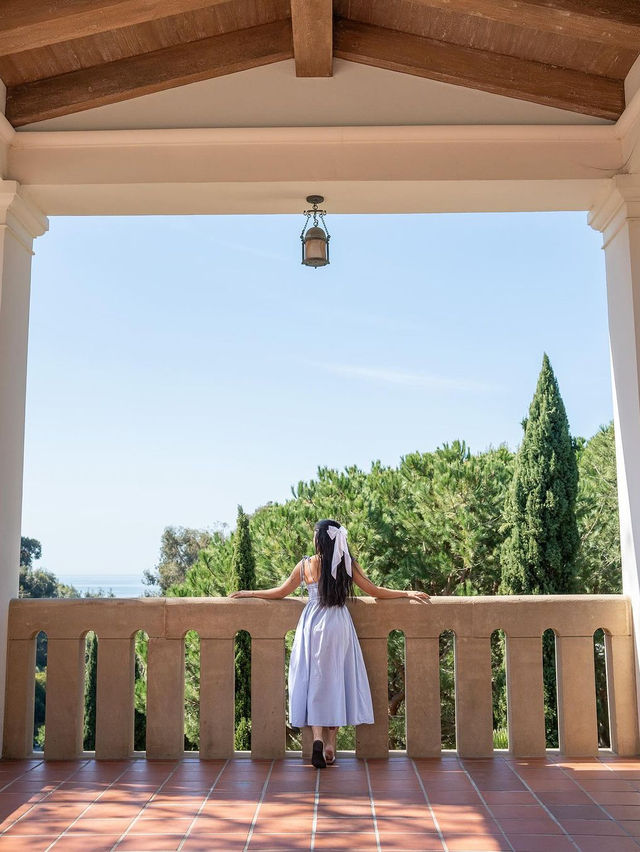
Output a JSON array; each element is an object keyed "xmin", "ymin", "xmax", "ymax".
[
  {"xmin": 6, "ymin": 19, "xmax": 293, "ymax": 127},
  {"xmin": 290, "ymin": 0, "xmax": 333, "ymax": 77},
  {"xmin": 407, "ymin": 0, "xmax": 640, "ymax": 51},
  {"xmin": 334, "ymin": 18, "xmax": 625, "ymax": 120},
  {"xmin": 0, "ymin": 0, "xmax": 234, "ymax": 58}
]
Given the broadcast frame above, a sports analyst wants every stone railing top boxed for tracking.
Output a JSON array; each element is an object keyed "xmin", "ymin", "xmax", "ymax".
[{"xmin": 7, "ymin": 594, "xmax": 631, "ymax": 641}]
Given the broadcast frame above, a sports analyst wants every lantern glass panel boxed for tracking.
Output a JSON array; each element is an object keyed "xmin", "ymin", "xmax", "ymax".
[{"xmin": 305, "ymin": 236, "xmax": 328, "ymax": 264}]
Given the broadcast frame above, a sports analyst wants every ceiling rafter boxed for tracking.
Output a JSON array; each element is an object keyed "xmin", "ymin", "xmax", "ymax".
[
  {"xmin": 0, "ymin": 0, "xmax": 235, "ymax": 58},
  {"xmin": 333, "ymin": 18, "xmax": 625, "ymax": 120},
  {"xmin": 6, "ymin": 19, "xmax": 293, "ymax": 127},
  {"xmin": 290, "ymin": 0, "xmax": 333, "ymax": 77},
  {"xmin": 406, "ymin": 0, "xmax": 640, "ymax": 50}
]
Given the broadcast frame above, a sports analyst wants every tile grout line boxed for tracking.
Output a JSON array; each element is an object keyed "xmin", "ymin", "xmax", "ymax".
[
  {"xmin": 504, "ymin": 760, "xmax": 581, "ymax": 850},
  {"xmin": 111, "ymin": 760, "xmax": 184, "ymax": 851},
  {"xmin": 44, "ymin": 764, "xmax": 137, "ymax": 852},
  {"xmin": 363, "ymin": 759, "xmax": 381, "ymax": 852},
  {"xmin": 176, "ymin": 759, "xmax": 229, "ymax": 852},
  {"xmin": 602, "ymin": 753, "xmax": 640, "ymax": 841},
  {"xmin": 410, "ymin": 758, "xmax": 448, "ymax": 852},
  {"xmin": 242, "ymin": 759, "xmax": 274, "ymax": 852},
  {"xmin": 0, "ymin": 759, "xmax": 46, "ymax": 794},
  {"xmin": 553, "ymin": 758, "xmax": 640, "ymax": 847},
  {"xmin": 0, "ymin": 759, "xmax": 91, "ymax": 836},
  {"xmin": 309, "ymin": 765, "xmax": 320, "ymax": 851},
  {"xmin": 455, "ymin": 756, "xmax": 515, "ymax": 852}
]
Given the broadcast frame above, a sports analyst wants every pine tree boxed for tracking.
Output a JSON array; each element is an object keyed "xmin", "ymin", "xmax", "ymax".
[
  {"xmin": 501, "ymin": 353, "xmax": 579, "ymax": 744},
  {"xmin": 231, "ymin": 506, "xmax": 256, "ymax": 750}
]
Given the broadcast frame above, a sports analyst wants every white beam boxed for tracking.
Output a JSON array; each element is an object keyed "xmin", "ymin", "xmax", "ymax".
[{"xmin": 5, "ymin": 124, "xmax": 623, "ymax": 215}]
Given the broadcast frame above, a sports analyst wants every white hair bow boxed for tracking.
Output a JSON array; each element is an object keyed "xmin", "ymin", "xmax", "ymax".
[{"xmin": 326, "ymin": 525, "xmax": 352, "ymax": 579}]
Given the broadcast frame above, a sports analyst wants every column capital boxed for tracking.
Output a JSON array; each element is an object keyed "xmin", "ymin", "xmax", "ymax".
[
  {"xmin": 588, "ymin": 174, "xmax": 640, "ymax": 246},
  {"xmin": 0, "ymin": 180, "xmax": 48, "ymax": 252}
]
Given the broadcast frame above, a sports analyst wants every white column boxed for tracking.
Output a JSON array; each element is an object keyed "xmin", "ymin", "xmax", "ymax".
[
  {"xmin": 589, "ymin": 175, "xmax": 640, "ymax": 717},
  {"xmin": 0, "ymin": 180, "xmax": 47, "ymax": 749}
]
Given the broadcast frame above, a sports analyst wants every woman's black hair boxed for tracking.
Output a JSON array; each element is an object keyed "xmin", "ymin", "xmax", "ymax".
[{"xmin": 314, "ymin": 519, "xmax": 354, "ymax": 608}]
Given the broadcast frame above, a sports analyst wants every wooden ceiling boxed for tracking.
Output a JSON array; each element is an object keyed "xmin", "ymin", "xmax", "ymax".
[{"xmin": 1, "ymin": 0, "xmax": 638, "ymax": 127}]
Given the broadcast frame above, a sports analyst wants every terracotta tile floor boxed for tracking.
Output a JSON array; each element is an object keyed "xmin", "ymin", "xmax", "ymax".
[{"xmin": 0, "ymin": 754, "xmax": 639, "ymax": 851}]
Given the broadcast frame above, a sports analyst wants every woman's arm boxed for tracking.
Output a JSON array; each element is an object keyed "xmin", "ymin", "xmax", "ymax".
[
  {"xmin": 352, "ymin": 561, "xmax": 430, "ymax": 601},
  {"xmin": 229, "ymin": 562, "xmax": 302, "ymax": 600}
]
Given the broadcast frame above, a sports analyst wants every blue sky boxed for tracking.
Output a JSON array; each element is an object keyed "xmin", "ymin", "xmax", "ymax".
[{"xmin": 22, "ymin": 212, "xmax": 610, "ymax": 587}]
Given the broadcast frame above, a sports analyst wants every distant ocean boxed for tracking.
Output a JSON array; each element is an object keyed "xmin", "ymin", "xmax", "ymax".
[{"xmin": 60, "ymin": 577, "xmax": 147, "ymax": 598}]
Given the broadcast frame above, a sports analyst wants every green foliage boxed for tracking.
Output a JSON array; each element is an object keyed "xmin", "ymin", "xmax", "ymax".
[
  {"xmin": 134, "ymin": 632, "xmax": 148, "ymax": 751},
  {"xmin": 231, "ymin": 508, "xmax": 257, "ymax": 593},
  {"xmin": 542, "ymin": 630, "xmax": 558, "ymax": 746},
  {"xmin": 337, "ymin": 726, "xmax": 356, "ymax": 750},
  {"xmin": 439, "ymin": 631, "xmax": 456, "ymax": 749},
  {"xmin": 576, "ymin": 424, "xmax": 621, "ymax": 594},
  {"xmin": 232, "ymin": 505, "xmax": 256, "ymax": 749},
  {"xmin": 176, "ymin": 443, "xmax": 514, "ymax": 602},
  {"xmin": 388, "ymin": 631, "xmax": 406, "ymax": 750},
  {"xmin": 493, "ymin": 728, "xmax": 509, "ymax": 749},
  {"xmin": 235, "ymin": 717, "xmax": 251, "ymax": 752},
  {"xmin": 594, "ymin": 629, "xmax": 610, "ymax": 747},
  {"xmin": 184, "ymin": 631, "xmax": 200, "ymax": 750},
  {"xmin": 83, "ymin": 633, "xmax": 98, "ymax": 751},
  {"xmin": 144, "ymin": 526, "xmax": 217, "ymax": 594},
  {"xmin": 20, "ymin": 537, "xmax": 42, "ymax": 569},
  {"xmin": 34, "ymin": 670, "xmax": 46, "ymax": 749},
  {"xmin": 20, "ymin": 566, "xmax": 78, "ymax": 599},
  {"xmin": 20, "ymin": 537, "xmax": 77, "ymax": 598},
  {"xmin": 491, "ymin": 631, "xmax": 507, "ymax": 740},
  {"xmin": 501, "ymin": 354, "xmax": 579, "ymax": 595}
]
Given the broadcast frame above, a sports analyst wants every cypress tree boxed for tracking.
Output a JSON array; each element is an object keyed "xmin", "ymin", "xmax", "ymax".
[
  {"xmin": 231, "ymin": 506, "xmax": 256, "ymax": 750},
  {"xmin": 501, "ymin": 353, "xmax": 579, "ymax": 744},
  {"xmin": 83, "ymin": 632, "xmax": 97, "ymax": 750},
  {"xmin": 501, "ymin": 353, "xmax": 579, "ymax": 593}
]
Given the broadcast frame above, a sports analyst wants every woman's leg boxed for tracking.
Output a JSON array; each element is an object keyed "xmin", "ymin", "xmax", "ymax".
[
  {"xmin": 324, "ymin": 726, "xmax": 338, "ymax": 762},
  {"xmin": 311, "ymin": 726, "xmax": 323, "ymax": 743}
]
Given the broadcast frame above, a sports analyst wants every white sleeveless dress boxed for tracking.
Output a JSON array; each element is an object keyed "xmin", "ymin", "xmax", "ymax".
[{"xmin": 288, "ymin": 558, "xmax": 374, "ymax": 728}]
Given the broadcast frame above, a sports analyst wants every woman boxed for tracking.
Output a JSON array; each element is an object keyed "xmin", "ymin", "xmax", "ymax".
[{"xmin": 230, "ymin": 519, "xmax": 430, "ymax": 768}]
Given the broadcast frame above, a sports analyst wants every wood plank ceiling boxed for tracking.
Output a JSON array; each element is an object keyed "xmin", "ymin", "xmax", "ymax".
[{"xmin": 0, "ymin": 0, "xmax": 638, "ymax": 127}]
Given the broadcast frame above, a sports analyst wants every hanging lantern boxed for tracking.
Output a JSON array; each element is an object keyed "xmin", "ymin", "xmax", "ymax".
[{"xmin": 300, "ymin": 195, "xmax": 330, "ymax": 268}]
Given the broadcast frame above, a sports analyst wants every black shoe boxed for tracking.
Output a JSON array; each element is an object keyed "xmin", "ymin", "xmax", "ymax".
[{"xmin": 311, "ymin": 740, "xmax": 326, "ymax": 769}]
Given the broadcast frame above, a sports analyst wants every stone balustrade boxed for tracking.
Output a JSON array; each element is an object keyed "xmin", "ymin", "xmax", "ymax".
[{"xmin": 3, "ymin": 595, "xmax": 639, "ymax": 761}]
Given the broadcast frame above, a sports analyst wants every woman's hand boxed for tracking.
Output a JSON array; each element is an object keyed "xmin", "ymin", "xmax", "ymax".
[
  {"xmin": 230, "ymin": 590, "xmax": 254, "ymax": 598},
  {"xmin": 406, "ymin": 590, "xmax": 430, "ymax": 602}
]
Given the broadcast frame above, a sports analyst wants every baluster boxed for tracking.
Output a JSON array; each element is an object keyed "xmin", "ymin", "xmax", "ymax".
[
  {"xmin": 356, "ymin": 637, "xmax": 388, "ymax": 758},
  {"xmin": 146, "ymin": 637, "xmax": 185, "ymax": 759},
  {"xmin": 405, "ymin": 636, "xmax": 440, "ymax": 757},
  {"xmin": 455, "ymin": 636, "xmax": 493, "ymax": 758},
  {"xmin": 95, "ymin": 637, "xmax": 134, "ymax": 759},
  {"xmin": 301, "ymin": 726, "xmax": 314, "ymax": 760},
  {"xmin": 3, "ymin": 638, "xmax": 36, "ymax": 758},
  {"xmin": 199, "ymin": 638, "xmax": 235, "ymax": 759},
  {"xmin": 251, "ymin": 638, "xmax": 285, "ymax": 759},
  {"xmin": 506, "ymin": 636, "xmax": 546, "ymax": 757},
  {"xmin": 44, "ymin": 638, "xmax": 85, "ymax": 760},
  {"xmin": 556, "ymin": 635, "xmax": 598, "ymax": 756},
  {"xmin": 605, "ymin": 633, "xmax": 640, "ymax": 756}
]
